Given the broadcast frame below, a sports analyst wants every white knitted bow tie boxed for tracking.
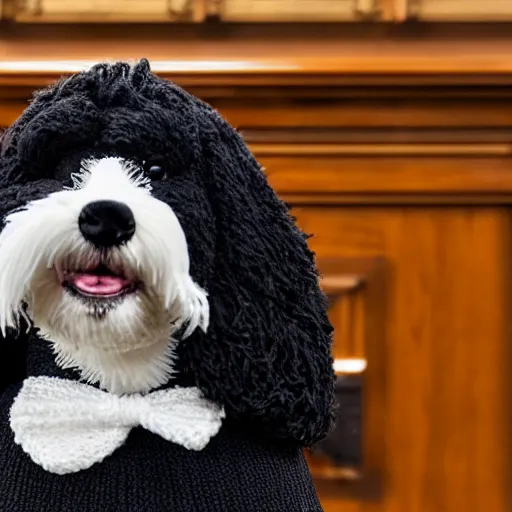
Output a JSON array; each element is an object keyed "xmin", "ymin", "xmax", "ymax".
[{"xmin": 10, "ymin": 376, "xmax": 225, "ymax": 475}]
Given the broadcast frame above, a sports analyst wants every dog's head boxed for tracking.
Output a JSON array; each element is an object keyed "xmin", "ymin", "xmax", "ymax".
[{"xmin": 0, "ymin": 60, "xmax": 334, "ymax": 444}]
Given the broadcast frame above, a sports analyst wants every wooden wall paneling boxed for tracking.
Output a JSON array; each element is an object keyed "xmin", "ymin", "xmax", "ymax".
[
  {"xmin": 3, "ymin": 0, "xmax": 512, "ymax": 23},
  {"xmin": 1, "ymin": 0, "xmax": 205, "ymax": 22},
  {"xmin": 295, "ymin": 207, "xmax": 512, "ymax": 512},
  {"xmin": 0, "ymin": 100, "xmax": 28, "ymax": 127},
  {"xmin": 407, "ymin": 0, "xmax": 512, "ymax": 21},
  {"xmin": 380, "ymin": 0, "xmax": 408, "ymax": 21},
  {"xmin": 379, "ymin": 0, "xmax": 512, "ymax": 22},
  {"xmin": 307, "ymin": 258, "xmax": 387, "ymax": 484},
  {"xmin": 217, "ymin": 100, "xmax": 512, "ymax": 129},
  {"xmin": 305, "ymin": 257, "xmax": 387, "ymax": 511},
  {"xmin": 261, "ymin": 154, "xmax": 512, "ymax": 195},
  {"xmin": 213, "ymin": 0, "xmax": 379, "ymax": 22},
  {"xmin": 3, "ymin": 32, "xmax": 512, "ymax": 82},
  {"xmin": 0, "ymin": 41, "xmax": 511, "ymax": 511}
]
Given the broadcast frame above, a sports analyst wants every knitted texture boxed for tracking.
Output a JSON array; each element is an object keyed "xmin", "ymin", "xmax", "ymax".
[
  {"xmin": 1, "ymin": 383, "xmax": 323, "ymax": 512},
  {"xmin": 0, "ymin": 59, "xmax": 335, "ymax": 511},
  {"xmin": 10, "ymin": 376, "xmax": 225, "ymax": 475}
]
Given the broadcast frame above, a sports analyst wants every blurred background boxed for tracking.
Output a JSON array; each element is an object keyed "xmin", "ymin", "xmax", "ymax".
[{"xmin": 0, "ymin": 1, "xmax": 511, "ymax": 510}]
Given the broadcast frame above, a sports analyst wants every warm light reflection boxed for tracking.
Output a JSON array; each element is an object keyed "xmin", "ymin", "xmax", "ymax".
[
  {"xmin": 0, "ymin": 60, "xmax": 298, "ymax": 73},
  {"xmin": 333, "ymin": 358, "xmax": 367, "ymax": 374}
]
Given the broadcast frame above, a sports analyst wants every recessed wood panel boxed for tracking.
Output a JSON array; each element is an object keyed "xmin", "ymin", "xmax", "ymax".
[
  {"xmin": 262, "ymin": 154, "xmax": 512, "ymax": 195},
  {"xmin": 2, "ymin": 0, "xmax": 204, "ymax": 22},
  {"xmin": 307, "ymin": 258, "xmax": 386, "ymax": 486},
  {"xmin": 410, "ymin": 0, "xmax": 512, "ymax": 21},
  {"xmin": 218, "ymin": 101, "xmax": 512, "ymax": 129},
  {"xmin": 216, "ymin": 0, "xmax": 367, "ymax": 22},
  {"xmin": 294, "ymin": 206, "xmax": 512, "ymax": 512}
]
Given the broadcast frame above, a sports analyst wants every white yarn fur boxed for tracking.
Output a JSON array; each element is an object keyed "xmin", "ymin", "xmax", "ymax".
[
  {"xmin": 10, "ymin": 376, "xmax": 225, "ymax": 475},
  {"xmin": 0, "ymin": 157, "xmax": 209, "ymax": 394}
]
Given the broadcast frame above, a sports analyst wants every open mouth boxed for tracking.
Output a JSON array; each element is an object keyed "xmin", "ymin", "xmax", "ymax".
[{"xmin": 61, "ymin": 263, "xmax": 139, "ymax": 299}]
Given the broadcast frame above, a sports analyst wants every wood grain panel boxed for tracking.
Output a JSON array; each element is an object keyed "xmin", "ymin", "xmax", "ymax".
[
  {"xmin": 262, "ymin": 155, "xmax": 512, "ymax": 195},
  {"xmin": 0, "ymin": 31, "xmax": 511, "ymax": 512},
  {"xmin": 7, "ymin": 97, "xmax": 512, "ymax": 129},
  {"xmin": 218, "ymin": 101, "xmax": 512, "ymax": 129},
  {"xmin": 320, "ymin": 267, "xmax": 366, "ymax": 362},
  {"xmin": 2, "ymin": 0, "xmax": 204, "ymax": 22},
  {"xmin": 0, "ymin": 101, "xmax": 28, "ymax": 127},
  {"xmin": 309, "ymin": 258, "xmax": 386, "ymax": 482},
  {"xmin": 2, "ymin": 28, "xmax": 512, "ymax": 86},
  {"xmin": 217, "ymin": 0, "xmax": 362, "ymax": 22},
  {"xmin": 295, "ymin": 207, "xmax": 512, "ymax": 512},
  {"xmin": 410, "ymin": 0, "xmax": 512, "ymax": 21}
]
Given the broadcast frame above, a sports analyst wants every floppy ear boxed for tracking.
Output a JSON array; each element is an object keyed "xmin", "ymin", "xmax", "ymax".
[{"xmin": 179, "ymin": 109, "xmax": 335, "ymax": 446}]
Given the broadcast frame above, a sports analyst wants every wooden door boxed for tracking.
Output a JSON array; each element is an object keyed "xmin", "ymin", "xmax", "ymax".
[{"xmin": 295, "ymin": 206, "xmax": 512, "ymax": 512}]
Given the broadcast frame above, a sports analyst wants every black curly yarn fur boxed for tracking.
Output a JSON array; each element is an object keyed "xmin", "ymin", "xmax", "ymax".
[{"xmin": 0, "ymin": 59, "xmax": 335, "ymax": 447}]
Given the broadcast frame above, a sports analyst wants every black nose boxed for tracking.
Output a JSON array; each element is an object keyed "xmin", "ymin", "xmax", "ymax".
[{"xmin": 78, "ymin": 200, "xmax": 135, "ymax": 248}]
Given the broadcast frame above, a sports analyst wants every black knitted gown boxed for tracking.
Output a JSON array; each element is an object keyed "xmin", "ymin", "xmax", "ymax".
[{"xmin": 0, "ymin": 60, "xmax": 335, "ymax": 512}]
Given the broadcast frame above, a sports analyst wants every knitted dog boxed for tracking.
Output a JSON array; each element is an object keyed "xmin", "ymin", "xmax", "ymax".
[{"xmin": 0, "ymin": 59, "xmax": 335, "ymax": 512}]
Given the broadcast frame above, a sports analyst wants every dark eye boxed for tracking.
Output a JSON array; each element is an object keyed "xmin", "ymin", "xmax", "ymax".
[{"xmin": 144, "ymin": 162, "xmax": 167, "ymax": 181}]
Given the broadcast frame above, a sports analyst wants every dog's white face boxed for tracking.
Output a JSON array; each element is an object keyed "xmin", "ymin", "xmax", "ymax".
[{"xmin": 0, "ymin": 157, "xmax": 209, "ymax": 395}]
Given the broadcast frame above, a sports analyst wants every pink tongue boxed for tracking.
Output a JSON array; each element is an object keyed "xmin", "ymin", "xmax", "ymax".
[{"xmin": 71, "ymin": 274, "xmax": 128, "ymax": 296}]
